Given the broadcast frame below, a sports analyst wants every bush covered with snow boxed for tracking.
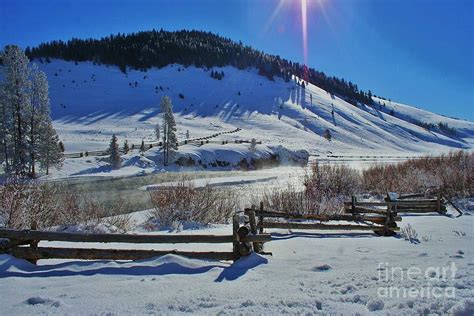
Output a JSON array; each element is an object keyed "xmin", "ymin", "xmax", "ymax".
[
  {"xmin": 400, "ymin": 224, "xmax": 420, "ymax": 244},
  {"xmin": 258, "ymin": 183, "xmax": 310, "ymax": 214},
  {"xmin": 0, "ymin": 177, "xmax": 133, "ymax": 231},
  {"xmin": 303, "ymin": 162, "xmax": 361, "ymax": 214},
  {"xmin": 362, "ymin": 150, "xmax": 473, "ymax": 197},
  {"xmin": 147, "ymin": 177, "xmax": 237, "ymax": 228},
  {"xmin": 366, "ymin": 299, "xmax": 384, "ymax": 311},
  {"xmin": 255, "ymin": 162, "xmax": 360, "ymax": 215}
]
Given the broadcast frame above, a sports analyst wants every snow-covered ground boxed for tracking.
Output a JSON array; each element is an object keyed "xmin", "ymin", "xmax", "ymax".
[
  {"xmin": 0, "ymin": 202, "xmax": 473, "ymax": 315},
  {"xmin": 12, "ymin": 59, "xmax": 469, "ymax": 178}
]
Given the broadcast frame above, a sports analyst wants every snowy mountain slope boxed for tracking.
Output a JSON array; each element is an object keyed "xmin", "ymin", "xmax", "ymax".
[{"xmin": 26, "ymin": 59, "xmax": 474, "ymax": 156}]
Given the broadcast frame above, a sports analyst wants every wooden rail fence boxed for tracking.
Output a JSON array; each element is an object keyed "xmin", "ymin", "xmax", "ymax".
[
  {"xmin": 0, "ymin": 215, "xmax": 271, "ymax": 264},
  {"xmin": 1, "ymin": 192, "xmax": 458, "ymax": 264},
  {"xmin": 246, "ymin": 201, "xmax": 401, "ymax": 238},
  {"xmin": 63, "ymin": 128, "xmax": 257, "ymax": 159},
  {"xmin": 343, "ymin": 193, "xmax": 450, "ymax": 216}
]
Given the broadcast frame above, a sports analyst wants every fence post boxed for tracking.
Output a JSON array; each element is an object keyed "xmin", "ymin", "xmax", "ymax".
[
  {"xmin": 382, "ymin": 194, "xmax": 397, "ymax": 237},
  {"xmin": 246, "ymin": 205, "xmax": 262, "ymax": 253},
  {"xmin": 232, "ymin": 214, "xmax": 240, "ymax": 261},
  {"xmin": 258, "ymin": 201, "xmax": 264, "ymax": 234},
  {"xmin": 351, "ymin": 195, "xmax": 356, "ymax": 216},
  {"xmin": 436, "ymin": 193, "xmax": 441, "ymax": 213},
  {"xmin": 29, "ymin": 220, "xmax": 38, "ymax": 265}
]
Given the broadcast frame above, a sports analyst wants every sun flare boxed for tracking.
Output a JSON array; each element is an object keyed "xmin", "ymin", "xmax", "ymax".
[{"xmin": 301, "ymin": 0, "xmax": 308, "ymax": 65}]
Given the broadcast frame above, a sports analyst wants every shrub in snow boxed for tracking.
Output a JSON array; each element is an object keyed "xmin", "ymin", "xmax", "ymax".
[
  {"xmin": 25, "ymin": 296, "xmax": 61, "ymax": 307},
  {"xmin": 323, "ymin": 128, "xmax": 332, "ymax": 141},
  {"xmin": 453, "ymin": 230, "xmax": 466, "ymax": 237},
  {"xmin": 362, "ymin": 151, "xmax": 473, "ymax": 197},
  {"xmin": 0, "ymin": 178, "xmax": 133, "ymax": 231},
  {"xmin": 367, "ymin": 299, "xmax": 384, "ymax": 311},
  {"xmin": 103, "ymin": 213, "xmax": 133, "ymax": 232},
  {"xmin": 0, "ymin": 178, "xmax": 61, "ymax": 229},
  {"xmin": 312, "ymin": 264, "xmax": 332, "ymax": 271},
  {"xmin": 256, "ymin": 183, "xmax": 309, "ymax": 214},
  {"xmin": 303, "ymin": 162, "xmax": 361, "ymax": 214},
  {"xmin": 148, "ymin": 177, "xmax": 237, "ymax": 228},
  {"xmin": 400, "ymin": 224, "xmax": 419, "ymax": 244}
]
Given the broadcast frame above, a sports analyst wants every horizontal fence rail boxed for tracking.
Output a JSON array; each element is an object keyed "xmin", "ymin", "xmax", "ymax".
[
  {"xmin": 0, "ymin": 229, "xmax": 270, "ymax": 244},
  {"xmin": 250, "ymin": 209, "xmax": 401, "ymax": 224},
  {"xmin": 250, "ymin": 200, "xmax": 401, "ymax": 237},
  {"xmin": 258, "ymin": 222, "xmax": 397, "ymax": 232},
  {"xmin": 344, "ymin": 194, "xmax": 447, "ymax": 215}
]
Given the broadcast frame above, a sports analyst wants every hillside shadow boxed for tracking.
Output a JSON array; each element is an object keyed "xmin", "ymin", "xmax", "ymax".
[{"xmin": 53, "ymin": 72, "xmax": 296, "ymax": 125}]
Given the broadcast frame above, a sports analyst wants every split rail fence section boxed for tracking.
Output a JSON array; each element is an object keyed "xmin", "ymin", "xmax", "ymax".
[
  {"xmin": 0, "ymin": 215, "xmax": 271, "ymax": 264},
  {"xmin": 344, "ymin": 193, "xmax": 461, "ymax": 219},
  {"xmin": 248, "ymin": 202, "xmax": 401, "ymax": 238}
]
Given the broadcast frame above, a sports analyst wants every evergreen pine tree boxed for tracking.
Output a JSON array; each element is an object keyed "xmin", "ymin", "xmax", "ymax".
[
  {"xmin": 3, "ymin": 45, "xmax": 31, "ymax": 175},
  {"xmin": 160, "ymin": 96, "xmax": 177, "ymax": 165},
  {"xmin": 186, "ymin": 129, "xmax": 190, "ymax": 139},
  {"xmin": 1, "ymin": 46, "xmax": 61, "ymax": 177},
  {"xmin": 108, "ymin": 134, "xmax": 121, "ymax": 169},
  {"xmin": 123, "ymin": 140, "xmax": 129, "ymax": 154},
  {"xmin": 37, "ymin": 121, "xmax": 63, "ymax": 175},
  {"xmin": 28, "ymin": 64, "xmax": 51, "ymax": 178},
  {"xmin": 140, "ymin": 139, "xmax": 145, "ymax": 155}
]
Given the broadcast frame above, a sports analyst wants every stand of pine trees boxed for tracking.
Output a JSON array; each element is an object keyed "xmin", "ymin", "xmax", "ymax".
[
  {"xmin": 21, "ymin": 29, "xmax": 374, "ymax": 106},
  {"xmin": 0, "ymin": 45, "xmax": 63, "ymax": 177}
]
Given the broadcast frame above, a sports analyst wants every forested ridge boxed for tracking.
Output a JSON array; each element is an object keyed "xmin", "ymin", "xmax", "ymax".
[{"xmin": 23, "ymin": 29, "xmax": 375, "ymax": 106}]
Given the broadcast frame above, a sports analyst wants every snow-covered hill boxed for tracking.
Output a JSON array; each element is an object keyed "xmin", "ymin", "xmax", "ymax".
[{"xmin": 33, "ymin": 59, "xmax": 473, "ymax": 157}]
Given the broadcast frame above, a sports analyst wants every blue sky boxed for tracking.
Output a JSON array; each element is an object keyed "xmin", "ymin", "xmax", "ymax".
[{"xmin": 1, "ymin": 0, "xmax": 473, "ymax": 120}]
